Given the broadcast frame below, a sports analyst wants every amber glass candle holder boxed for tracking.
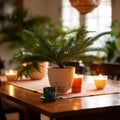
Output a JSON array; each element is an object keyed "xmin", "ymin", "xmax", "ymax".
[
  {"xmin": 5, "ymin": 70, "xmax": 17, "ymax": 81},
  {"xmin": 94, "ymin": 75, "xmax": 108, "ymax": 90}
]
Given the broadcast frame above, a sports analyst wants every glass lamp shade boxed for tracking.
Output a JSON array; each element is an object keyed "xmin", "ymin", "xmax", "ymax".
[{"xmin": 69, "ymin": 0, "xmax": 102, "ymax": 14}]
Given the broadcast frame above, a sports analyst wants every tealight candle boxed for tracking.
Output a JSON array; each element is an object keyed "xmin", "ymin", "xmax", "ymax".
[
  {"xmin": 94, "ymin": 75, "xmax": 107, "ymax": 90},
  {"xmin": 5, "ymin": 70, "xmax": 17, "ymax": 81},
  {"xmin": 72, "ymin": 74, "xmax": 83, "ymax": 93}
]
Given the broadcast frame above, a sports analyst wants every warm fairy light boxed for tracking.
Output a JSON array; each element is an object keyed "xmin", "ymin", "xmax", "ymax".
[{"xmin": 22, "ymin": 63, "xmax": 27, "ymax": 66}]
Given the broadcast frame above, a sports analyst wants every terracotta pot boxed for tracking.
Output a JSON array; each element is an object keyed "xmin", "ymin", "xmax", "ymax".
[
  {"xmin": 48, "ymin": 66, "xmax": 75, "ymax": 93},
  {"xmin": 69, "ymin": 0, "xmax": 101, "ymax": 14},
  {"xmin": 30, "ymin": 62, "xmax": 48, "ymax": 80}
]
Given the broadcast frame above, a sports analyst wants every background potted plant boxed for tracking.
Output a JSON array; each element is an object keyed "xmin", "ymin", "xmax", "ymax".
[
  {"xmin": 11, "ymin": 26, "xmax": 109, "ymax": 92},
  {"xmin": 103, "ymin": 20, "xmax": 120, "ymax": 63},
  {"xmin": 0, "ymin": 9, "xmax": 51, "ymax": 50}
]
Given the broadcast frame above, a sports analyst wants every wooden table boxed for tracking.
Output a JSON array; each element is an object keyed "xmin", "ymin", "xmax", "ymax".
[{"xmin": 0, "ymin": 77, "xmax": 120, "ymax": 120}]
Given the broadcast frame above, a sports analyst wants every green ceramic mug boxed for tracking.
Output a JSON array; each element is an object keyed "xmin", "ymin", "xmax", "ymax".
[{"xmin": 43, "ymin": 87, "xmax": 56, "ymax": 99}]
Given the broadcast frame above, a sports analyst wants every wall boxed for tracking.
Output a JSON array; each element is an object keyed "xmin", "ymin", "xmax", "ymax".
[
  {"xmin": 112, "ymin": 0, "xmax": 120, "ymax": 21},
  {"xmin": 0, "ymin": 0, "xmax": 62, "ymax": 72},
  {"xmin": 23, "ymin": 0, "xmax": 61, "ymax": 24}
]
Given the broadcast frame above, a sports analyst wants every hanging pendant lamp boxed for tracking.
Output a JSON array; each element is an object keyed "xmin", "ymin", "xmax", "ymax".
[{"xmin": 69, "ymin": 0, "xmax": 102, "ymax": 14}]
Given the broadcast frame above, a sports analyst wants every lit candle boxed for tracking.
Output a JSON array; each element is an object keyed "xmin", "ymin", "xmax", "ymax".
[
  {"xmin": 5, "ymin": 70, "xmax": 17, "ymax": 81},
  {"xmin": 94, "ymin": 75, "xmax": 107, "ymax": 90},
  {"xmin": 72, "ymin": 74, "xmax": 83, "ymax": 93}
]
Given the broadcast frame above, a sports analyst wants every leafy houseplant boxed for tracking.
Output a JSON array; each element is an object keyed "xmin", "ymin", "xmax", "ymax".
[
  {"xmin": 12, "ymin": 26, "xmax": 109, "ymax": 92},
  {"xmin": 104, "ymin": 20, "xmax": 120, "ymax": 62}
]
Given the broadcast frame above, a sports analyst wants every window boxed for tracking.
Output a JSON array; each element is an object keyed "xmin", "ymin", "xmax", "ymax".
[
  {"xmin": 62, "ymin": 0, "xmax": 80, "ymax": 28},
  {"xmin": 85, "ymin": 0, "xmax": 112, "ymax": 47},
  {"xmin": 62, "ymin": 0, "xmax": 112, "ymax": 33},
  {"xmin": 62, "ymin": 0, "xmax": 112, "ymax": 47},
  {"xmin": 86, "ymin": 0, "xmax": 112, "ymax": 34}
]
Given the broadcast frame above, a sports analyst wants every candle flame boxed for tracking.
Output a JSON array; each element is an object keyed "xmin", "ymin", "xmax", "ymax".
[{"xmin": 9, "ymin": 69, "xmax": 14, "ymax": 74}]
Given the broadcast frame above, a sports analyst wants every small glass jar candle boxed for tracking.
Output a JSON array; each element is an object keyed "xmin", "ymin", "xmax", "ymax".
[
  {"xmin": 94, "ymin": 75, "xmax": 108, "ymax": 90},
  {"xmin": 72, "ymin": 74, "xmax": 83, "ymax": 93},
  {"xmin": 5, "ymin": 70, "xmax": 17, "ymax": 81}
]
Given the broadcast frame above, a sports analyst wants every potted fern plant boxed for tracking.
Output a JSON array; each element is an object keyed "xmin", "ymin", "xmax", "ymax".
[{"xmin": 12, "ymin": 26, "xmax": 109, "ymax": 92}]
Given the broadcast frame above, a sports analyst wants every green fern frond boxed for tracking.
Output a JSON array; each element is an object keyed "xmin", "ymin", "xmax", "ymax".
[{"xmin": 12, "ymin": 25, "xmax": 110, "ymax": 77}]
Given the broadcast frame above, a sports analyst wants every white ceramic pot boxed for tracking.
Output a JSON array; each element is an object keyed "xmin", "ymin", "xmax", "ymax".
[
  {"xmin": 30, "ymin": 62, "xmax": 48, "ymax": 80},
  {"xmin": 48, "ymin": 66, "xmax": 75, "ymax": 93}
]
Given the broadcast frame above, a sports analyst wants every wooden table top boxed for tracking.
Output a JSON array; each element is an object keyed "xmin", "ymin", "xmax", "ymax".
[{"xmin": 0, "ymin": 78, "xmax": 120, "ymax": 119}]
